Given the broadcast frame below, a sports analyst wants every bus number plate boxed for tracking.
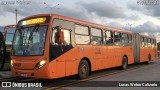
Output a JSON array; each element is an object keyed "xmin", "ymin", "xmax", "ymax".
[{"xmin": 21, "ymin": 73, "xmax": 27, "ymax": 77}]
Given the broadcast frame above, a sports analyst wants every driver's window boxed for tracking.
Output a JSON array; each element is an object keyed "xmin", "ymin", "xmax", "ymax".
[
  {"xmin": 51, "ymin": 28, "xmax": 71, "ymax": 45},
  {"xmin": 62, "ymin": 29, "xmax": 70, "ymax": 45},
  {"xmin": 51, "ymin": 29, "xmax": 57, "ymax": 45}
]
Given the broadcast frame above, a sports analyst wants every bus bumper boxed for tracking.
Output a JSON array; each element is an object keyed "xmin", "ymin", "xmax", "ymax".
[{"xmin": 11, "ymin": 66, "xmax": 51, "ymax": 79}]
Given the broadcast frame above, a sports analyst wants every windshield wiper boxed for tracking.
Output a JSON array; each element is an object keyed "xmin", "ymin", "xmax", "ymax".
[
  {"xmin": 25, "ymin": 25, "xmax": 40, "ymax": 49},
  {"xmin": 28, "ymin": 24, "xmax": 39, "ymax": 40},
  {"xmin": 18, "ymin": 26, "xmax": 24, "ymax": 35}
]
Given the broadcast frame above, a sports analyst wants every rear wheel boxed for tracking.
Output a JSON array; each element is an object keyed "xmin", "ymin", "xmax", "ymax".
[
  {"xmin": 146, "ymin": 55, "xmax": 151, "ymax": 64},
  {"xmin": 78, "ymin": 60, "xmax": 89, "ymax": 79},
  {"xmin": 120, "ymin": 57, "xmax": 128, "ymax": 70}
]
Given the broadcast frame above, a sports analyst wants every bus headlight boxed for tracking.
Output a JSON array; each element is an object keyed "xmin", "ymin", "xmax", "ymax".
[
  {"xmin": 11, "ymin": 60, "xmax": 14, "ymax": 67},
  {"xmin": 35, "ymin": 60, "xmax": 46, "ymax": 70}
]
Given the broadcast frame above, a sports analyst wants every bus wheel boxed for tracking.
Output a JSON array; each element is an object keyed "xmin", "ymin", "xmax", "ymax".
[
  {"xmin": 78, "ymin": 60, "xmax": 89, "ymax": 79},
  {"xmin": 146, "ymin": 55, "xmax": 151, "ymax": 64},
  {"xmin": 120, "ymin": 57, "xmax": 128, "ymax": 70}
]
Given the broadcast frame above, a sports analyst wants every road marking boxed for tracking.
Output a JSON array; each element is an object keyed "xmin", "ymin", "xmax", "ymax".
[
  {"xmin": 44, "ymin": 71, "xmax": 124, "ymax": 90},
  {"xmin": 44, "ymin": 64, "xmax": 156, "ymax": 90}
]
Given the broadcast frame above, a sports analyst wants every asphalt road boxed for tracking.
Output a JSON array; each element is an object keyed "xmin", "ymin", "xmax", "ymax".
[
  {"xmin": 0, "ymin": 58, "xmax": 160, "ymax": 90},
  {"xmin": 60, "ymin": 59, "xmax": 160, "ymax": 90}
]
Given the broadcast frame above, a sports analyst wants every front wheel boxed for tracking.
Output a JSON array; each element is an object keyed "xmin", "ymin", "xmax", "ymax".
[{"xmin": 78, "ymin": 60, "xmax": 89, "ymax": 79}]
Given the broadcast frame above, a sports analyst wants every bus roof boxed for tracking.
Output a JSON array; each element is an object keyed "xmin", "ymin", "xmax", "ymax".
[
  {"xmin": 18, "ymin": 13, "xmax": 156, "ymax": 40},
  {"xmin": 52, "ymin": 14, "xmax": 133, "ymax": 34},
  {"xmin": 4, "ymin": 25, "xmax": 16, "ymax": 29},
  {"xmin": 19, "ymin": 14, "xmax": 132, "ymax": 34},
  {"xmin": 139, "ymin": 34, "xmax": 156, "ymax": 40}
]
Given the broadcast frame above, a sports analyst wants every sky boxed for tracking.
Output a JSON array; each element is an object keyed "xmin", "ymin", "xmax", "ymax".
[{"xmin": 0, "ymin": 0, "xmax": 160, "ymax": 40}]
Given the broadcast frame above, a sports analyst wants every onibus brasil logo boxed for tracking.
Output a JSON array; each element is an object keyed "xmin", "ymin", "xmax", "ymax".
[{"xmin": 2, "ymin": 82, "xmax": 42, "ymax": 87}]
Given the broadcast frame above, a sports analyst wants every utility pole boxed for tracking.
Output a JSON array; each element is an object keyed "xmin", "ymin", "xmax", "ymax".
[
  {"xmin": 15, "ymin": 8, "xmax": 18, "ymax": 25},
  {"xmin": 126, "ymin": 23, "xmax": 134, "ymax": 31}
]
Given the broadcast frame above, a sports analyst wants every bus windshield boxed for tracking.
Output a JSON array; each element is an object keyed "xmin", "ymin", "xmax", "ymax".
[
  {"xmin": 5, "ymin": 27, "xmax": 15, "ymax": 45},
  {"xmin": 12, "ymin": 25, "xmax": 48, "ymax": 56}
]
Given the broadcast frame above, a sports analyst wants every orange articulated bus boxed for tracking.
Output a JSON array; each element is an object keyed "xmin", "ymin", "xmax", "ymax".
[{"xmin": 11, "ymin": 14, "xmax": 157, "ymax": 79}]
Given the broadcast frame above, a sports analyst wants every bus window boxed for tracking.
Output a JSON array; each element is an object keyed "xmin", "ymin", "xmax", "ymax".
[
  {"xmin": 12, "ymin": 26, "xmax": 47, "ymax": 56},
  {"xmin": 75, "ymin": 25, "xmax": 90, "ymax": 44},
  {"xmin": 148, "ymin": 38, "xmax": 151, "ymax": 48},
  {"xmin": 151, "ymin": 39, "xmax": 153, "ymax": 47},
  {"xmin": 151, "ymin": 39, "xmax": 156, "ymax": 48},
  {"xmin": 30, "ymin": 28, "xmax": 47, "ymax": 55},
  {"xmin": 75, "ymin": 24, "xmax": 89, "ymax": 35},
  {"xmin": 5, "ymin": 27, "xmax": 15, "ymax": 45},
  {"xmin": 114, "ymin": 32, "xmax": 121, "ymax": 46},
  {"xmin": 51, "ymin": 28, "xmax": 71, "ymax": 45},
  {"xmin": 104, "ymin": 31, "xmax": 113, "ymax": 45},
  {"xmin": 141, "ymin": 37, "xmax": 145, "ymax": 47},
  {"xmin": 121, "ymin": 33, "xmax": 129, "ymax": 46},
  {"xmin": 75, "ymin": 35, "xmax": 90, "ymax": 44},
  {"xmin": 62, "ymin": 30, "xmax": 71, "ymax": 45},
  {"xmin": 128, "ymin": 34, "xmax": 132, "ymax": 45},
  {"xmin": 91, "ymin": 28, "xmax": 102, "ymax": 45},
  {"xmin": 144, "ymin": 38, "xmax": 147, "ymax": 47}
]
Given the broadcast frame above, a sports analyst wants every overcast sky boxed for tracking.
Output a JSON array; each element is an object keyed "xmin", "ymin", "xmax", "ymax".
[{"xmin": 0, "ymin": 0, "xmax": 160, "ymax": 39}]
